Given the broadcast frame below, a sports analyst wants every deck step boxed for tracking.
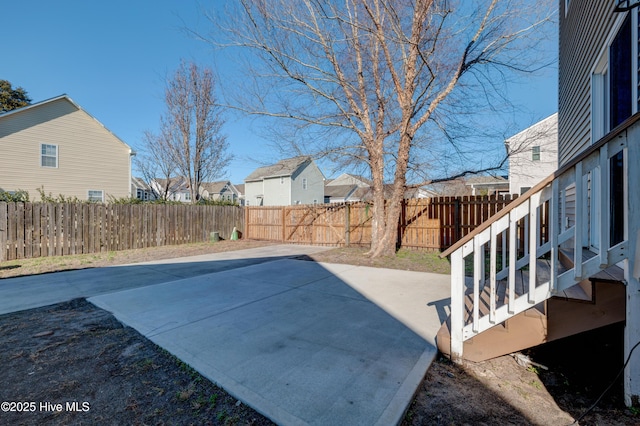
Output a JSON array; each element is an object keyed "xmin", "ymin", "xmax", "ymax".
[
  {"xmin": 437, "ymin": 253, "xmax": 624, "ymax": 362},
  {"xmin": 463, "ymin": 258, "xmax": 587, "ymax": 324}
]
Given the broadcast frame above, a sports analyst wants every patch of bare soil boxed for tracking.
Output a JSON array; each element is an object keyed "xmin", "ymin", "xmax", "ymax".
[
  {"xmin": 1, "ymin": 243, "xmax": 637, "ymax": 425},
  {"xmin": 0, "ymin": 240, "xmax": 278, "ymax": 279},
  {"xmin": 404, "ymin": 323, "xmax": 637, "ymax": 426},
  {"xmin": 0, "ymin": 299, "xmax": 274, "ymax": 426}
]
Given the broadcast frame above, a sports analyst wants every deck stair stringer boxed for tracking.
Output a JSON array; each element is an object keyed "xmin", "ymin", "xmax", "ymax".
[{"xmin": 437, "ymin": 250, "xmax": 626, "ymax": 362}]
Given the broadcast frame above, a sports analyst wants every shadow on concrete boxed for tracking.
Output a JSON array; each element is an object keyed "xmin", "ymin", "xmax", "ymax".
[
  {"xmin": 427, "ymin": 297, "xmax": 451, "ymax": 324},
  {"xmin": 1, "ymin": 249, "xmax": 579, "ymax": 425}
]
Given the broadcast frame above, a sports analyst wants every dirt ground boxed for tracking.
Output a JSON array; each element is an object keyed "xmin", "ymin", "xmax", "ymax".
[{"xmin": 0, "ymin": 240, "xmax": 637, "ymax": 425}]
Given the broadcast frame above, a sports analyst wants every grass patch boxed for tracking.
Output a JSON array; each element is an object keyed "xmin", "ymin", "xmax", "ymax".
[{"xmin": 306, "ymin": 246, "xmax": 451, "ymax": 274}]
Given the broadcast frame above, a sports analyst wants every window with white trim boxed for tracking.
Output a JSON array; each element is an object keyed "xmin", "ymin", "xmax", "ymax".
[
  {"xmin": 41, "ymin": 144, "xmax": 58, "ymax": 168},
  {"xmin": 532, "ymin": 146, "xmax": 541, "ymax": 161},
  {"xmin": 589, "ymin": 12, "xmax": 635, "ymax": 251},
  {"xmin": 88, "ymin": 190, "xmax": 104, "ymax": 202},
  {"xmin": 592, "ymin": 13, "xmax": 635, "ymax": 140},
  {"xmin": 302, "ymin": 178, "xmax": 308, "ymax": 190}
]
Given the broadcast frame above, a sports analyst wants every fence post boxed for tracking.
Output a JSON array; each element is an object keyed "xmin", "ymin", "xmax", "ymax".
[
  {"xmin": 281, "ymin": 206, "xmax": 286, "ymax": 243},
  {"xmin": 244, "ymin": 206, "xmax": 249, "ymax": 240},
  {"xmin": 454, "ymin": 197, "xmax": 461, "ymax": 243},
  {"xmin": 345, "ymin": 203, "xmax": 350, "ymax": 247},
  {"xmin": 0, "ymin": 202, "xmax": 6, "ymax": 262}
]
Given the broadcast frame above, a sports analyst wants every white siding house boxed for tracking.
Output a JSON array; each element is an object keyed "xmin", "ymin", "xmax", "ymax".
[
  {"xmin": 150, "ymin": 177, "xmax": 192, "ymax": 203},
  {"xmin": 0, "ymin": 95, "xmax": 134, "ymax": 201},
  {"xmin": 506, "ymin": 113, "xmax": 558, "ymax": 195},
  {"xmin": 244, "ymin": 156, "xmax": 325, "ymax": 206}
]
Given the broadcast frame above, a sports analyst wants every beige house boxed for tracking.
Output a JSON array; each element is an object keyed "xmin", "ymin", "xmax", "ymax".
[{"xmin": 0, "ymin": 95, "xmax": 134, "ymax": 201}]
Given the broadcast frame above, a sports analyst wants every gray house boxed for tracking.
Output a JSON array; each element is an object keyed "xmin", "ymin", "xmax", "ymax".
[{"xmin": 244, "ymin": 156, "xmax": 325, "ymax": 206}]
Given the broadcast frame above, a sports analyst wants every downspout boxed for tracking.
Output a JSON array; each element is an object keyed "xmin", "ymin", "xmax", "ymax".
[{"xmin": 129, "ymin": 149, "xmax": 136, "ymax": 198}]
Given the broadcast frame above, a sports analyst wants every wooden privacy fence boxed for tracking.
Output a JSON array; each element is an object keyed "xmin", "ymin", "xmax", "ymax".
[
  {"xmin": 245, "ymin": 195, "xmax": 522, "ymax": 251},
  {"xmin": 0, "ymin": 202, "xmax": 244, "ymax": 262}
]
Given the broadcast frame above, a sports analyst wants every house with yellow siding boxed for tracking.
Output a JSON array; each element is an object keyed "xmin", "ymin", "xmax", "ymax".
[{"xmin": 0, "ymin": 95, "xmax": 134, "ymax": 201}]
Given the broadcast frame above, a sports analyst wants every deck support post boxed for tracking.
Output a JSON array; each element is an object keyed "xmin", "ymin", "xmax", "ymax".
[{"xmin": 450, "ymin": 249, "xmax": 465, "ymax": 363}]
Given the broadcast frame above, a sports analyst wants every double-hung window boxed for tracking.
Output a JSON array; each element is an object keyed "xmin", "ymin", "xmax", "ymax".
[
  {"xmin": 88, "ymin": 190, "xmax": 104, "ymax": 202},
  {"xmin": 532, "ymin": 146, "xmax": 541, "ymax": 161},
  {"xmin": 41, "ymin": 144, "xmax": 58, "ymax": 168}
]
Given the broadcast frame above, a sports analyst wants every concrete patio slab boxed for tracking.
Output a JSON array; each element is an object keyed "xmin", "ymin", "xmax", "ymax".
[
  {"xmin": 0, "ymin": 244, "xmax": 331, "ymax": 315},
  {"xmin": 0, "ymin": 244, "xmax": 452, "ymax": 425},
  {"xmin": 89, "ymin": 256, "xmax": 451, "ymax": 425}
]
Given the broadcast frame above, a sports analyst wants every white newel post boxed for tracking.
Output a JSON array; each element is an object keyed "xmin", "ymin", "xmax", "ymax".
[
  {"xmin": 624, "ymin": 125, "xmax": 640, "ymax": 406},
  {"xmin": 450, "ymin": 249, "xmax": 465, "ymax": 362}
]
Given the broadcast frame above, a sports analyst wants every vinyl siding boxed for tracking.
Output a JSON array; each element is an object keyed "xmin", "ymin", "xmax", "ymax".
[
  {"xmin": 507, "ymin": 114, "xmax": 558, "ymax": 194},
  {"xmin": 290, "ymin": 161, "xmax": 324, "ymax": 205},
  {"xmin": 558, "ymin": 0, "xmax": 618, "ymax": 165},
  {"xmin": 0, "ymin": 97, "xmax": 132, "ymax": 200},
  {"xmin": 244, "ymin": 180, "xmax": 264, "ymax": 206},
  {"xmin": 263, "ymin": 176, "xmax": 291, "ymax": 205}
]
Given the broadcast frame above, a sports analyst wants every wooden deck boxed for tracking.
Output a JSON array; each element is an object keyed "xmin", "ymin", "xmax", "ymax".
[{"xmin": 438, "ymin": 249, "xmax": 626, "ymax": 362}]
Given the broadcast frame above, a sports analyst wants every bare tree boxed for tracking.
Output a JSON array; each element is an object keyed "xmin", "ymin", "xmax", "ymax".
[
  {"xmin": 136, "ymin": 130, "xmax": 179, "ymax": 201},
  {"xmin": 143, "ymin": 61, "xmax": 233, "ymax": 203},
  {"xmin": 207, "ymin": 0, "xmax": 553, "ymax": 257}
]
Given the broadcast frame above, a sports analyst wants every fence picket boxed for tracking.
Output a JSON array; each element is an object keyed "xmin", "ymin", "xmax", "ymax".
[
  {"xmin": 0, "ymin": 197, "xmax": 519, "ymax": 261},
  {"xmin": 245, "ymin": 195, "xmax": 519, "ymax": 251},
  {"xmin": 0, "ymin": 203, "xmax": 243, "ymax": 262}
]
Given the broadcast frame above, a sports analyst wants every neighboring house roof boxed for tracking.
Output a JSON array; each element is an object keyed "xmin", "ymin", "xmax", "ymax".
[
  {"xmin": 154, "ymin": 177, "xmax": 190, "ymax": 192},
  {"xmin": 425, "ymin": 179, "xmax": 472, "ymax": 196},
  {"xmin": 201, "ymin": 181, "xmax": 231, "ymax": 194},
  {"xmin": 505, "ymin": 113, "xmax": 558, "ymax": 151},
  {"xmin": 426, "ymin": 176, "xmax": 509, "ymax": 197},
  {"xmin": 405, "ymin": 187, "xmax": 438, "ymax": 199},
  {"xmin": 357, "ymin": 184, "xmax": 435, "ymax": 200},
  {"xmin": 464, "ymin": 176, "xmax": 510, "ymax": 195},
  {"xmin": 465, "ymin": 176, "xmax": 508, "ymax": 186},
  {"xmin": 1, "ymin": 94, "xmax": 135, "ymax": 155},
  {"xmin": 325, "ymin": 173, "xmax": 372, "ymax": 187},
  {"xmin": 234, "ymin": 184, "xmax": 245, "ymax": 195},
  {"xmin": 324, "ymin": 184, "xmax": 358, "ymax": 200},
  {"xmin": 245, "ymin": 156, "xmax": 311, "ymax": 182},
  {"xmin": 131, "ymin": 177, "xmax": 152, "ymax": 191}
]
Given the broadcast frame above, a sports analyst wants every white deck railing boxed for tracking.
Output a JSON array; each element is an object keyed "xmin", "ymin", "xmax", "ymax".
[{"xmin": 441, "ymin": 118, "xmax": 635, "ymax": 361}]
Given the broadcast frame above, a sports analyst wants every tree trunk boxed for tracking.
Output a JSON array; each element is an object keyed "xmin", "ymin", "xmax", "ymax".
[
  {"xmin": 369, "ymin": 187, "xmax": 404, "ymax": 258},
  {"xmin": 368, "ymin": 131, "xmax": 411, "ymax": 258}
]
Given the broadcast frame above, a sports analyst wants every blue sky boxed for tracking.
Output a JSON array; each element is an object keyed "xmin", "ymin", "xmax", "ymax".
[{"xmin": 3, "ymin": 1, "xmax": 558, "ymax": 184}]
